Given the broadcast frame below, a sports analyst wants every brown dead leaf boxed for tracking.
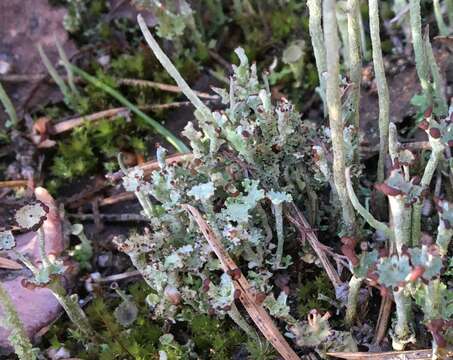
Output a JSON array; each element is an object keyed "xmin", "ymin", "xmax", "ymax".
[{"xmin": 0, "ymin": 257, "xmax": 22, "ymax": 270}]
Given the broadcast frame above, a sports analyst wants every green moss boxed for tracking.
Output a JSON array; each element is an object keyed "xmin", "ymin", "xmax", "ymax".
[
  {"xmin": 48, "ymin": 116, "xmax": 148, "ymax": 192},
  {"xmin": 297, "ymin": 273, "xmax": 335, "ymax": 318},
  {"xmin": 189, "ymin": 314, "xmax": 244, "ymax": 359}
]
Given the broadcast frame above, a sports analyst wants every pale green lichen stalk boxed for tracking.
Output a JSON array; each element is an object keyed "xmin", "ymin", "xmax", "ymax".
[
  {"xmin": 0, "ymin": 282, "xmax": 36, "ymax": 360},
  {"xmin": 10, "ymin": 203, "xmax": 96, "ymax": 341},
  {"xmin": 323, "ymin": 0, "xmax": 357, "ymax": 236},
  {"xmin": 369, "ymin": 0, "xmax": 390, "ymax": 186},
  {"xmin": 433, "ymin": 0, "xmax": 449, "ymax": 36},
  {"xmin": 347, "ymin": 0, "xmax": 362, "ymax": 165},
  {"xmin": 409, "ymin": 0, "xmax": 432, "ymax": 104},
  {"xmin": 307, "ymin": 0, "xmax": 327, "ymax": 115}
]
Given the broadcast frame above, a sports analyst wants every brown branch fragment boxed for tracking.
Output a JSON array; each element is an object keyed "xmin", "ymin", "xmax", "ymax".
[
  {"xmin": 0, "ymin": 180, "xmax": 29, "ymax": 188},
  {"xmin": 0, "ymin": 257, "xmax": 23, "ymax": 270},
  {"xmin": 286, "ymin": 203, "xmax": 342, "ymax": 289},
  {"xmin": 184, "ymin": 204, "xmax": 300, "ymax": 360},
  {"xmin": 52, "ymin": 102, "xmax": 206, "ymax": 134},
  {"xmin": 326, "ymin": 348, "xmax": 451, "ymax": 359},
  {"xmin": 107, "ymin": 153, "xmax": 193, "ymax": 182},
  {"xmin": 118, "ymin": 78, "xmax": 220, "ymax": 100}
]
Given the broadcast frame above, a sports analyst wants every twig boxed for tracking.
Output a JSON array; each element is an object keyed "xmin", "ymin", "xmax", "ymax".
[
  {"xmin": 0, "ymin": 257, "xmax": 23, "ymax": 270},
  {"xmin": 108, "ymin": 153, "xmax": 193, "ymax": 182},
  {"xmin": 91, "ymin": 271, "xmax": 141, "ymax": 283},
  {"xmin": 52, "ymin": 107, "xmax": 130, "ymax": 134},
  {"xmin": 118, "ymin": 78, "xmax": 220, "ymax": 100},
  {"xmin": 0, "ymin": 74, "xmax": 47, "ymax": 82},
  {"xmin": 326, "ymin": 348, "xmax": 450, "ymax": 359},
  {"xmin": 67, "ymin": 213, "xmax": 148, "ymax": 222},
  {"xmin": 52, "ymin": 102, "xmax": 201, "ymax": 134},
  {"xmin": 0, "ymin": 180, "xmax": 28, "ymax": 188},
  {"xmin": 208, "ymin": 50, "xmax": 233, "ymax": 71},
  {"xmin": 99, "ymin": 192, "xmax": 135, "ymax": 207},
  {"xmin": 374, "ymin": 296, "xmax": 393, "ymax": 345},
  {"xmin": 286, "ymin": 203, "xmax": 342, "ymax": 289},
  {"xmin": 184, "ymin": 204, "xmax": 300, "ymax": 360}
]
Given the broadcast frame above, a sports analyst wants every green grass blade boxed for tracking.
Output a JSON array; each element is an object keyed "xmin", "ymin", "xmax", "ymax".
[
  {"xmin": 55, "ymin": 38, "xmax": 80, "ymax": 96},
  {"xmin": 0, "ymin": 82, "xmax": 18, "ymax": 128},
  {"xmin": 70, "ymin": 64, "xmax": 189, "ymax": 153},
  {"xmin": 37, "ymin": 44, "xmax": 71, "ymax": 100}
]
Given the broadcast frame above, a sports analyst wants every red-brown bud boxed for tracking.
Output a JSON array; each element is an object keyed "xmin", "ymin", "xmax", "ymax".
[
  {"xmin": 228, "ymin": 268, "xmax": 242, "ymax": 280},
  {"xmin": 375, "ymin": 183, "xmax": 403, "ymax": 196},
  {"xmin": 408, "ymin": 266, "xmax": 425, "ymax": 282},
  {"xmin": 418, "ymin": 119, "xmax": 430, "ymax": 130},
  {"xmin": 429, "ymin": 127, "xmax": 441, "ymax": 139},
  {"xmin": 423, "ymin": 106, "xmax": 433, "ymax": 119}
]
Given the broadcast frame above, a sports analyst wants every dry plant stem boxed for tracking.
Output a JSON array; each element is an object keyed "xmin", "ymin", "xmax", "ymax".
[
  {"xmin": 374, "ymin": 296, "xmax": 393, "ymax": 345},
  {"xmin": 108, "ymin": 153, "xmax": 193, "ymax": 182},
  {"xmin": 92, "ymin": 270, "xmax": 141, "ymax": 283},
  {"xmin": 0, "ymin": 81, "xmax": 18, "ymax": 127},
  {"xmin": 53, "ymin": 102, "xmax": 200, "ymax": 134},
  {"xmin": 0, "ymin": 180, "xmax": 28, "ymax": 188},
  {"xmin": 137, "ymin": 14, "xmax": 212, "ymax": 120},
  {"xmin": 0, "ymin": 257, "xmax": 22, "ymax": 270},
  {"xmin": 347, "ymin": 0, "xmax": 362, "ymax": 166},
  {"xmin": 433, "ymin": 0, "xmax": 449, "ymax": 36},
  {"xmin": 369, "ymin": 0, "xmax": 390, "ymax": 186},
  {"xmin": 307, "ymin": 0, "xmax": 327, "ymax": 115},
  {"xmin": 287, "ymin": 203, "xmax": 342, "ymax": 289},
  {"xmin": 68, "ymin": 213, "xmax": 148, "ymax": 222},
  {"xmin": 118, "ymin": 79, "xmax": 219, "ymax": 100},
  {"xmin": 323, "ymin": 0, "xmax": 356, "ymax": 236},
  {"xmin": 184, "ymin": 205, "xmax": 300, "ymax": 360},
  {"xmin": 345, "ymin": 167, "xmax": 392, "ymax": 239},
  {"xmin": 326, "ymin": 348, "xmax": 449, "ymax": 359},
  {"xmin": 409, "ymin": 0, "xmax": 432, "ymax": 103},
  {"xmin": 0, "ymin": 283, "xmax": 36, "ymax": 360}
]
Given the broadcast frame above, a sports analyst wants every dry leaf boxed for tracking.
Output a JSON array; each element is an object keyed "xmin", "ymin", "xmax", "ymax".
[{"xmin": 0, "ymin": 256, "xmax": 23, "ymax": 270}]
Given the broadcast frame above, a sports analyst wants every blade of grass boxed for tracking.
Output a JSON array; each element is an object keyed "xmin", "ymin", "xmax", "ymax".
[
  {"xmin": 69, "ymin": 64, "xmax": 189, "ymax": 153},
  {"xmin": 37, "ymin": 44, "xmax": 71, "ymax": 101},
  {"xmin": 55, "ymin": 37, "xmax": 79, "ymax": 97},
  {"xmin": 0, "ymin": 81, "xmax": 18, "ymax": 127}
]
